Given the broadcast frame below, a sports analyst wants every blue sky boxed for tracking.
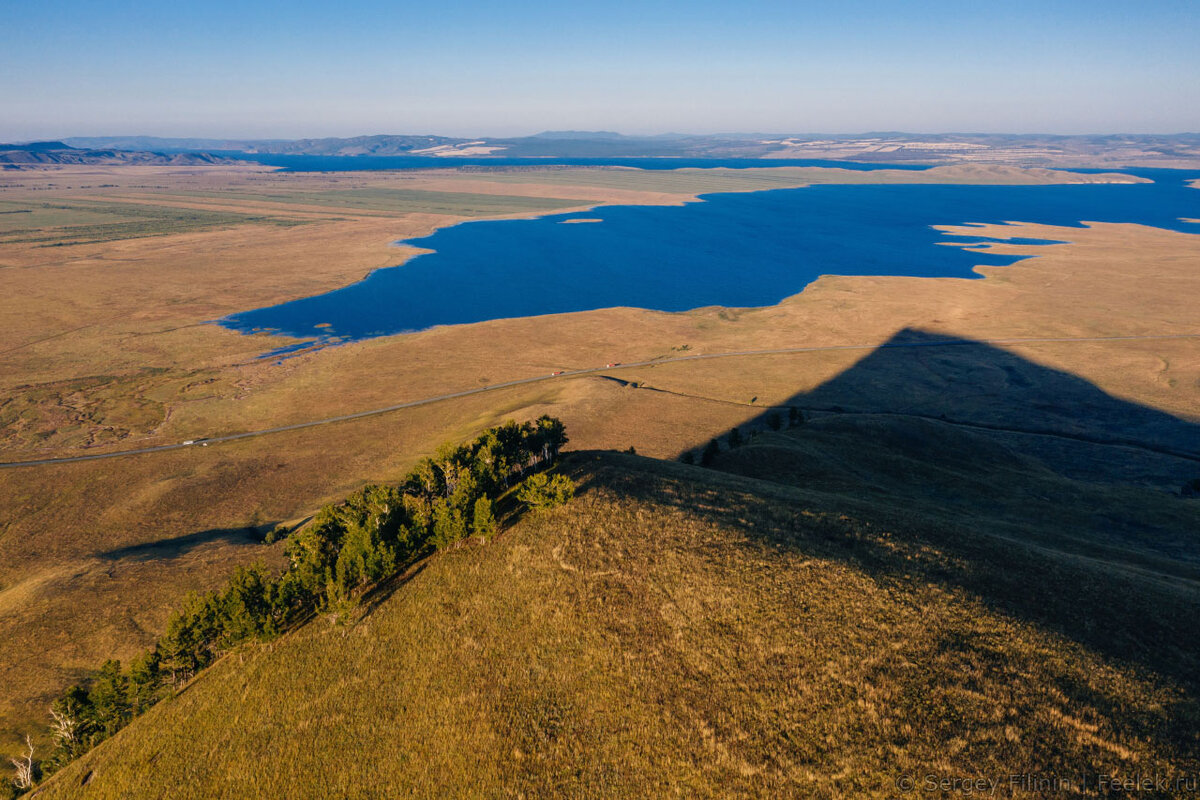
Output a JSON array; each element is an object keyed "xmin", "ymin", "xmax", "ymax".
[{"xmin": 3, "ymin": 0, "xmax": 1198, "ymax": 139}]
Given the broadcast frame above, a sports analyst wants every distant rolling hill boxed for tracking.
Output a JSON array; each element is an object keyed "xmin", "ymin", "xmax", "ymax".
[
  {"xmin": 59, "ymin": 131, "xmax": 1200, "ymax": 166},
  {"xmin": 0, "ymin": 142, "xmax": 239, "ymax": 167},
  {"xmin": 61, "ymin": 134, "xmax": 472, "ymax": 157},
  {"xmin": 33, "ymin": 334, "xmax": 1200, "ymax": 798},
  {"xmin": 1, "ymin": 141, "xmax": 75, "ymax": 152}
]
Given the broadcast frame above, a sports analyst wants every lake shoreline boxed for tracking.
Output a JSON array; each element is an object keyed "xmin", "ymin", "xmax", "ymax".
[{"xmin": 218, "ymin": 165, "xmax": 1196, "ymax": 356}]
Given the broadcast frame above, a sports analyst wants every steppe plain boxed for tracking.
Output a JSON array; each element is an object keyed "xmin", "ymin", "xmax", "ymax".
[{"xmin": 1, "ymin": 161, "xmax": 1198, "ymax": 758}]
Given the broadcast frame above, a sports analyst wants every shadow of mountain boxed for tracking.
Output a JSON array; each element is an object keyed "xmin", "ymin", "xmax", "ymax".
[
  {"xmin": 799, "ymin": 328, "xmax": 1199, "ymax": 470},
  {"xmin": 620, "ymin": 327, "xmax": 1200, "ymax": 689},
  {"xmin": 565, "ymin": 447, "xmax": 1200, "ymax": 760},
  {"xmin": 679, "ymin": 326, "xmax": 1198, "ymax": 487},
  {"xmin": 688, "ymin": 328, "xmax": 1200, "ymax": 566},
  {"xmin": 99, "ymin": 523, "xmax": 276, "ymax": 561}
]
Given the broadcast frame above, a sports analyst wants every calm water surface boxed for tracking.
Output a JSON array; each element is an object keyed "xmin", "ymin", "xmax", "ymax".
[{"xmin": 220, "ymin": 168, "xmax": 1200, "ymax": 356}]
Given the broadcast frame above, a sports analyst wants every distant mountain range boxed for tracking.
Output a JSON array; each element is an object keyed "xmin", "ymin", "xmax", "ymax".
[
  {"xmin": 8, "ymin": 132, "xmax": 1200, "ymax": 167},
  {"xmin": 60, "ymin": 135, "xmax": 472, "ymax": 156},
  {"xmin": 0, "ymin": 140, "xmax": 240, "ymax": 166}
]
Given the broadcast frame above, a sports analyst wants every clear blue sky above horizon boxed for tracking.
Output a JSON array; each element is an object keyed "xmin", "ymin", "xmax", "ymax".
[{"xmin": 3, "ymin": 0, "xmax": 1198, "ymax": 141}]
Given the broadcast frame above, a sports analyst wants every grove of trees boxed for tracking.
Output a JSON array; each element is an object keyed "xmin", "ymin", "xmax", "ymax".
[{"xmin": 10, "ymin": 417, "xmax": 571, "ymax": 795}]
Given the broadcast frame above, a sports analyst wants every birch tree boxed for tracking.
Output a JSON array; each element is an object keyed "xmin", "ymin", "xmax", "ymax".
[{"xmin": 10, "ymin": 734, "xmax": 34, "ymax": 790}]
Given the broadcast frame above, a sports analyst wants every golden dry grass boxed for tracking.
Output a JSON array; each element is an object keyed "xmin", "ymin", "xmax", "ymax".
[
  {"xmin": 0, "ymin": 163, "xmax": 1197, "ymax": 764},
  {"xmin": 33, "ymin": 453, "xmax": 1200, "ymax": 798}
]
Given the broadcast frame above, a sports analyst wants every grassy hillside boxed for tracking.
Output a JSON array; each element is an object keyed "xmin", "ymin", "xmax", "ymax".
[
  {"xmin": 2, "ymin": 165, "xmax": 1196, "ymax": 795},
  {"xmin": 34, "ymin": 445, "xmax": 1200, "ymax": 798}
]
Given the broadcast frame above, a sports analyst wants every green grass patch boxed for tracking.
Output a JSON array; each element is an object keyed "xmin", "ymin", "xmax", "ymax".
[
  {"xmin": 0, "ymin": 199, "xmax": 306, "ymax": 245},
  {"xmin": 0, "ymin": 200, "xmax": 143, "ymax": 234},
  {"xmin": 167, "ymin": 187, "xmax": 593, "ymax": 216}
]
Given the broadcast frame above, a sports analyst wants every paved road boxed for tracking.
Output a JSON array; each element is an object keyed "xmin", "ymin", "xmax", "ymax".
[{"xmin": 2, "ymin": 332, "xmax": 1197, "ymax": 469}]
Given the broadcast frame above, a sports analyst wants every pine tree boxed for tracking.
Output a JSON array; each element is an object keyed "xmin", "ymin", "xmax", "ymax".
[
  {"xmin": 472, "ymin": 496, "xmax": 498, "ymax": 538},
  {"xmin": 332, "ymin": 522, "xmax": 397, "ymax": 601},
  {"xmin": 87, "ymin": 660, "xmax": 130, "ymax": 738},
  {"xmin": 127, "ymin": 651, "xmax": 161, "ymax": 715}
]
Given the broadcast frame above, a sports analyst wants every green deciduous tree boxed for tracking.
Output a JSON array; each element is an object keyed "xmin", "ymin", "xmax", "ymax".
[
  {"xmin": 517, "ymin": 472, "xmax": 575, "ymax": 511},
  {"xmin": 431, "ymin": 498, "xmax": 469, "ymax": 550}
]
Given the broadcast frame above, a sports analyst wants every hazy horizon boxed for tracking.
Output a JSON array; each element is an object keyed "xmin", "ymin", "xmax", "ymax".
[
  {"xmin": 10, "ymin": 129, "xmax": 1200, "ymax": 146},
  {"xmin": 4, "ymin": 0, "xmax": 1199, "ymax": 142}
]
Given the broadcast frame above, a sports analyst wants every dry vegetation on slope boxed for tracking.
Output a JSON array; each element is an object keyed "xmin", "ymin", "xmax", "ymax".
[
  {"xmin": 1, "ymin": 163, "xmax": 1197, "ymax": 769},
  {"xmin": 34, "ymin": 450, "xmax": 1200, "ymax": 798}
]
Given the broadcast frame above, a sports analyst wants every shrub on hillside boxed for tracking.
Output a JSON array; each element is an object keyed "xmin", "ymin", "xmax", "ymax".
[
  {"xmin": 473, "ymin": 496, "xmax": 498, "ymax": 538},
  {"xmin": 517, "ymin": 472, "xmax": 576, "ymax": 511}
]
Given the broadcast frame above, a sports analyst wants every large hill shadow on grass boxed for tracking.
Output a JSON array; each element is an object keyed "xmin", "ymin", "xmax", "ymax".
[
  {"xmin": 692, "ymin": 328, "xmax": 1200, "ymax": 567},
  {"xmin": 640, "ymin": 327, "xmax": 1200, "ymax": 690},
  {"xmin": 688, "ymin": 326, "xmax": 1200, "ymax": 494},
  {"xmin": 796, "ymin": 328, "xmax": 1200, "ymax": 468}
]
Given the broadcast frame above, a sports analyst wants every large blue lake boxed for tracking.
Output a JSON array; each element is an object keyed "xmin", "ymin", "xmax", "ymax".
[{"xmin": 220, "ymin": 167, "xmax": 1200, "ymax": 356}]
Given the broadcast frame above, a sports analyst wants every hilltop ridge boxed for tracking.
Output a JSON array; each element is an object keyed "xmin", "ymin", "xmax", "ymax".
[{"xmin": 31, "ymin": 443, "xmax": 1200, "ymax": 798}]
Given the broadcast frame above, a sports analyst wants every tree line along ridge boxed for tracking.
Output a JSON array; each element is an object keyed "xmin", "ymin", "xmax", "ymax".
[{"xmin": 6, "ymin": 416, "xmax": 574, "ymax": 796}]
